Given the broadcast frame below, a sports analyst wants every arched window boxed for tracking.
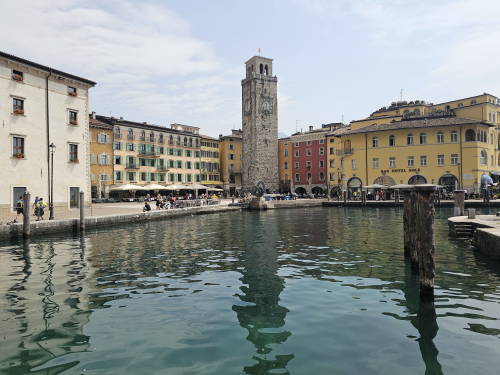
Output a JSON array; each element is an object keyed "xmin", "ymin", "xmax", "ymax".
[
  {"xmin": 480, "ymin": 149, "xmax": 487, "ymax": 165},
  {"xmin": 150, "ymin": 132, "xmax": 154, "ymax": 142},
  {"xmin": 407, "ymin": 134, "xmax": 414, "ymax": 145},
  {"xmin": 176, "ymin": 135, "xmax": 181, "ymax": 145},
  {"xmin": 189, "ymin": 138, "xmax": 193, "ymax": 147},
  {"xmin": 141, "ymin": 130, "xmax": 145, "ymax": 140},
  {"xmin": 343, "ymin": 140, "xmax": 351, "ymax": 153},
  {"xmin": 372, "ymin": 136, "xmax": 379, "ymax": 148},
  {"xmin": 465, "ymin": 129, "xmax": 475, "ymax": 141},
  {"xmin": 264, "ymin": 64, "xmax": 268, "ymax": 75},
  {"xmin": 389, "ymin": 135, "xmax": 396, "ymax": 146},
  {"xmin": 114, "ymin": 126, "xmax": 121, "ymax": 137},
  {"xmin": 259, "ymin": 64, "xmax": 263, "ymax": 74},
  {"xmin": 169, "ymin": 134, "xmax": 173, "ymax": 145},
  {"xmin": 183, "ymin": 137, "xmax": 187, "ymax": 146}
]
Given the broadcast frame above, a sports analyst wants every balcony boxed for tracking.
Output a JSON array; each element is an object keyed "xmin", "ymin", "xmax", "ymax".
[
  {"xmin": 138, "ymin": 150, "xmax": 161, "ymax": 158},
  {"xmin": 127, "ymin": 134, "xmax": 135, "ymax": 140},
  {"xmin": 336, "ymin": 149, "xmax": 353, "ymax": 156},
  {"xmin": 114, "ymin": 133, "xmax": 122, "ymax": 139},
  {"xmin": 126, "ymin": 164, "xmax": 139, "ymax": 170},
  {"xmin": 157, "ymin": 165, "xmax": 168, "ymax": 171}
]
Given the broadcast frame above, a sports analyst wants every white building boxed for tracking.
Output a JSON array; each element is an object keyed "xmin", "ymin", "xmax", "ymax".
[{"xmin": 0, "ymin": 51, "xmax": 95, "ymax": 218}]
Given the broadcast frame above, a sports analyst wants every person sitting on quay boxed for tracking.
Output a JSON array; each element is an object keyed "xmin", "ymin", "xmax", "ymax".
[
  {"xmin": 35, "ymin": 198, "xmax": 47, "ymax": 221},
  {"xmin": 143, "ymin": 201, "xmax": 151, "ymax": 212}
]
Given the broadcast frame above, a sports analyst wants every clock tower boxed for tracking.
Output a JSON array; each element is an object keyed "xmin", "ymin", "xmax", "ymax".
[{"xmin": 241, "ymin": 55, "xmax": 279, "ymax": 192}]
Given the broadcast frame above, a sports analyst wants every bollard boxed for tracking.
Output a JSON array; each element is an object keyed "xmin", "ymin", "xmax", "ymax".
[
  {"xmin": 414, "ymin": 185, "xmax": 437, "ymax": 300},
  {"xmin": 22, "ymin": 192, "xmax": 31, "ymax": 238},
  {"xmin": 361, "ymin": 190, "xmax": 366, "ymax": 206},
  {"xmin": 453, "ymin": 190, "xmax": 465, "ymax": 216},
  {"xmin": 343, "ymin": 190, "xmax": 347, "ymax": 206},
  {"xmin": 467, "ymin": 208, "xmax": 476, "ymax": 219},
  {"xmin": 79, "ymin": 191, "xmax": 85, "ymax": 231}
]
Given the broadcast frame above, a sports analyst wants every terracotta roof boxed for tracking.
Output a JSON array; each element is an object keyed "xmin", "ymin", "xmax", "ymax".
[
  {"xmin": 0, "ymin": 50, "xmax": 96, "ymax": 86},
  {"xmin": 89, "ymin": 116, "xmax": 112, "ymax": 130},
  {"xmin": 344, "ymin": 117, "xmax": 490, "ymax": 135}
]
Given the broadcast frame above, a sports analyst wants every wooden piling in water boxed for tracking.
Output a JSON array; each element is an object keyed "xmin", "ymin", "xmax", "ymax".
[
  {"xmin": 414, "ymin": 185, "xmax": 437, "ymax": 300},
  {"xmin": 361, "ymin": 190, "xmax": 366, "ymax": 206},
  {"xmin": 403, "ymin": 188, "xmax": 418, "ymax": 268},
  {"xmin": 453, "ymin": 190, "xmax": 465, "ymax": 216},
  {"xmin": 79, "ymin": 191, "xmax": 85, "ymax": 231},
  {"xmin": 22, "ymin": 192, "xmax": 31, "ymax": 238}
]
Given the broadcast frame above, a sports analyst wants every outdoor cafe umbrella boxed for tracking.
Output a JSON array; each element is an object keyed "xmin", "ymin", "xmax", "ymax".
[
  {"xmin": 207, "ymin": 187, "xmax": 224, "ymax": 192},
  {"xmin": 109, "ymin": 183, "xmax": 146, "ymax": 199},
  {"xmin": 143, "ymin": 183, "xmax": 169, "ymax": 191},
  {"xmin": 109, "ymin": 183, "xmax": 146, "ymax": 191},
  {"xmin": 363, "ymin": 184, "xmax": 387, "ymax": 190},
  {"xmin": 164, "ymin": 184, "xmax": 185, "ymax": 191}
]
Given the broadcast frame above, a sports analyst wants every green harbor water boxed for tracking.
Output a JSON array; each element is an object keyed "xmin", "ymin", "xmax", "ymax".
[{"xmin": 1, "ymin": 207, "xmax": 500, "ymax": 375}]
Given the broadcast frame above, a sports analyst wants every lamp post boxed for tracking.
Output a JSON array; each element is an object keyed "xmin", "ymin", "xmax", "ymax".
[{"xmin": 49, "ymin": 142, "xmax": 56, "ymax": 220}]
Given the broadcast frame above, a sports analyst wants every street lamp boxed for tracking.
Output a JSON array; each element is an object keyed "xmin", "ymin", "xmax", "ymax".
[{"xmin": 49, "ymin": 142, "xmax": 56, "ymax": 220}]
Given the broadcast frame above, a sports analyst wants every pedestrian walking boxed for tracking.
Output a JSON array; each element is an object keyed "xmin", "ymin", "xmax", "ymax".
[
  {"xmin": 13, "ymin": 196, "xmax": 24, "ymax": 223},
  {"xmin": 35, "ymin": 198, "xmax": 47, "ymax": 221}
]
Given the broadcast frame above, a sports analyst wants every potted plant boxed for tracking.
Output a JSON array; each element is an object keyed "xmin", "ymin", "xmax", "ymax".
[
  {"xmin": 68, "ymin": 91, "xmax": 77, "ymax": 97},
  {"xmin": 12, "ymin": 74, "xmax": 23, "ymax": 82},
  {"xmin": 14, "ymin": 153, "xmax": 24, "ymax": 159},
  {"xmin": 69, "ymin": 120, "xmax": 78, "ymax": 126},
  {"xmin": 13, "ymin": 108, "xmax": 24, "ymax": 115}
]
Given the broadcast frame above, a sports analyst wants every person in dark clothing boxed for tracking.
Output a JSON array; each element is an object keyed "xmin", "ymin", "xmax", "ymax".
[{"xmin": 143, "ymin": 202, "xmax": 151, "ymax": 212}]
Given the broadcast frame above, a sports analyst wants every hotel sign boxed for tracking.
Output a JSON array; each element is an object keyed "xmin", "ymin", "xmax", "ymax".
[{"xmin": 381, "ymin": 168, "xmax": 421, "ymax": 174}]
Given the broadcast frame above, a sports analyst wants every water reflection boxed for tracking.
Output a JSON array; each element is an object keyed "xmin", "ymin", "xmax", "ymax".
[
  {"xmin": 233, "ymin": 213, "xmax": 293, "ymax": 374},
  {"xmin": 0, "ymin": 208, "xmax": 500, "ymax": 374}
]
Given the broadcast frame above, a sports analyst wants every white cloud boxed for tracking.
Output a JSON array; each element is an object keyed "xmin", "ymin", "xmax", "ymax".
[{"xmin": 0, "ymin": 0, "xmax": 243, "ymax": 133}]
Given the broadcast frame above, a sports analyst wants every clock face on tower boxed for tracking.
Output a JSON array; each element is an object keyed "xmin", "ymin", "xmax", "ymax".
[
  {"xmin": 244, "ymin": 98, "xmax": 251, "ymax": 115},
  {"xmin": 260, "ymin": 95, "xmax": 273, "ymax": 116}
]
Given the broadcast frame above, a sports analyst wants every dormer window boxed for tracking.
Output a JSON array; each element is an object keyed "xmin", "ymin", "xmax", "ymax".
[
  {"xmin": 12, "ymin": 70, "xmax": 23, "ymax": 82},
  {"xmin": 68, "ymin": 86, "xmax": 77, "ymax": 96}
]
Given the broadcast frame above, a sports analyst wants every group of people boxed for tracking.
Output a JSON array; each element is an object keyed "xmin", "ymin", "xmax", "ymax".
[
  {"xmin": 142, "ymin": 193, "xmax": 219, "ymax": 212},
  {"xmin": 12, "ymin": 196, "xmax": 47, "ymax": 223}
]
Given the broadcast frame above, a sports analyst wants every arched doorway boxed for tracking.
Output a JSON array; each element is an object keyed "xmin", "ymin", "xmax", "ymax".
[
  {"xmin": 295, "ymin": 187, "xmax": 307, "ymax": 196},
  {"xmin": 408, "ymin": 175, "xmax": 427, "ymax": 185},
  {"xmin": 347, "ymin": 177, "xmax": 362, "ymax": 199},
  {"xmin": 330, "ymin": 186, "xmax": 342, "ymax": 199},
  {"xmin": 438, "ymin": 174, "xmax": 458, "ymax": 193},
  {"xmin": 373, "ymin": 175, "xmax": 396, "ymax": 186},
  {"xmin": 311, "ymin": 186, "xmax": 324, "ymax": 196}
]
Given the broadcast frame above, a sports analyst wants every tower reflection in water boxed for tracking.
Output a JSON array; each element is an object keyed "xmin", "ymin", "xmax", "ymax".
[{"xmin": 232, "ymin": 213, "xmax": 294, "ymax": 374}]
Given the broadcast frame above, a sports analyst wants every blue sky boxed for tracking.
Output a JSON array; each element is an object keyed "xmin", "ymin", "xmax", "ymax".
[{"xmin": 2, "ymin": 0, "xmax": 499, "ymax": 136}]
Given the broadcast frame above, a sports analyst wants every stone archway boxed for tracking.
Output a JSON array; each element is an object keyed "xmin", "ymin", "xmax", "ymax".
[
  {"xmin": 295, "ymin": 187, "xmax": 307, "ymax": 195},
  {"xmin": 438, "ymin": 174, "xmax": 458, "ymax": 192},
  {"xmin": 311, "ymin": 186, "xmax": 324, "ymax": 196},
  {"xmin": 373, "ymin": 175, "xmax": 396, "ymax": 186},
  {"xmin": 347, "ymin": 177, "xmax": 362, "ymax": 199},
  {"xmin": 408, "ymin": 175, "xmax": 427, "ymax": 185}
]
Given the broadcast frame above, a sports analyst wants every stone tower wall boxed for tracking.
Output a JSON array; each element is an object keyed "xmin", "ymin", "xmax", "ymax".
[{"xmin": 242, "ymin": 56, "xmax": 279, "ymax": 192}]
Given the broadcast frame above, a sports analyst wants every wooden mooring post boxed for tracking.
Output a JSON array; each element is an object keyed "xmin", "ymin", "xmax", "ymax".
[
  {"xmin": 453, "ymin": 190, "xmax": 465, "ymax": 216},
  {"xmin": 22, "ymin": 192, "xmax": 31, "ymax": 238},
  {"xmin": 361, "ymin": 190, "xmax": 366, "ymax": 206},
  {"xmin": 403, "ymin": 185, "xmax": 437, "ymax": 300},
  {"xmin": 79, "ymin": 191, "xmax": 85, "ymax": 231}
]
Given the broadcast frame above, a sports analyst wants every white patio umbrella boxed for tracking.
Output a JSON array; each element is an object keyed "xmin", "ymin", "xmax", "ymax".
[
  {"xmin": 143, "ymin": 183, "xmax": 169, "ymax": 191},
  {"xmin": 208, "ymin": 187, "xmax": 224, "ymax": 192},
  {"xmin": 363, "ymin": 184, "xmax": 387, "ymax": 190},
  {"xmin": 109, "ymin": 184, "xmax": 146, "ymax": 191},
  {"xmin": 164, "ymin": 184, "xmax": 185, "ymax": 191}
]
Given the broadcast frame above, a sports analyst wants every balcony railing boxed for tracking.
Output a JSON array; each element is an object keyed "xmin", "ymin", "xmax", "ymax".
[
  {"xmin": 114, "ymin": 133, "xmax": 122, "ymax": 139},
  {"xmin": 126, "ymin": 164, "xmax": 139, "ymax": 169},
  {"xmin": 157, "ymin": 165, "xmax": 168, "ymax": 171},
  {"xmin": 138, "ymin": 150, "xmax": 161, "ymax": 157},
  {"xmin": 336, "ymin": 149, "xmax": 353, "ymax": 156},
  {"xmin": 127, "ymin": 135, "xmax": 135, "ymax": 140}
]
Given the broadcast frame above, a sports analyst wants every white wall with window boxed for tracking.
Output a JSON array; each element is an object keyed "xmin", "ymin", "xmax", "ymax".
[{"xmin": 0, "ymin": 52, "xmax": 94, "ymax": 214}]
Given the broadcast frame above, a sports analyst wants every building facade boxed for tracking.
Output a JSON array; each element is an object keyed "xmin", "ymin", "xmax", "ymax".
[
  {"xmin": 97, "ymin": 116, "xmax": 202, "ymax": 187},
  {"xmin": 219, "ymin": 130, "xmax": 243, "ymax": 195},
  {"xmin": 200, "ymin": 135, "xmax": 221, "ymax": 187},
  {"xmin": 241, "ymin": 56, "xmax": 279, "ymax": 192},
  {"xmin": 0, "ymin": 51, "xmax": 95, "ymax": 217},
  {"xmin": 326, "ymin": 93, "xmax": 500, "ymax": 196},
  {"xmin": 89, "ymin": 115, "xmax": 114, "ymax": 198},
  {"xmin": 278, "ymin": 138, "xmax": 292, "ymax": 193}
]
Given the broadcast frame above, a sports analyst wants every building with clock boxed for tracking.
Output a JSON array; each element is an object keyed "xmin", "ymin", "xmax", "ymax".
[{"xmin": 241, "ymin": 55, "xmax": 279, "ymax": 192}]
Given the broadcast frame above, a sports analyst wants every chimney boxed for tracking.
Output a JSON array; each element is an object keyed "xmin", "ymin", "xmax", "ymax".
[
  {"xmin": 119, "ymin": 116, "xmax": 123, "ymax": 120},
  {"xmin": 91, "ymin": 111, "xmax": 96, "ymax": 119},
  {"xmin": 309, "ymin": 125, "xmax": 313, "ymax": 131}
]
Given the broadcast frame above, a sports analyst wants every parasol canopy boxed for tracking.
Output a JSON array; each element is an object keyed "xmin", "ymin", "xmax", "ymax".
[{"xmin": 109, "ymin": 184, "xmax": 147, "ymax": 191}]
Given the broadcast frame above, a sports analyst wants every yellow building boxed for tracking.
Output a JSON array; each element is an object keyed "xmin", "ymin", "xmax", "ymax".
[
  {"xmin": 278, "ymin": 137, "xmax": 292, "ymax": 192},
  {"xmin": 200, "ymin": 135, "xmax": 221, "ymax": 186},
  {"xmin": 327, "ymin": 93, "xmax": 500, "ymax": 197},
  {"xmin": 96, "ymin": 116, "xmax": 202, "ymax": 189},
  {"xmin": 219, "ymin": 130, "xmax": 243, "ymax": 195},
  {"xmin": 89, "ymin": 115, "xmax": 114, "ymax": 198}
]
